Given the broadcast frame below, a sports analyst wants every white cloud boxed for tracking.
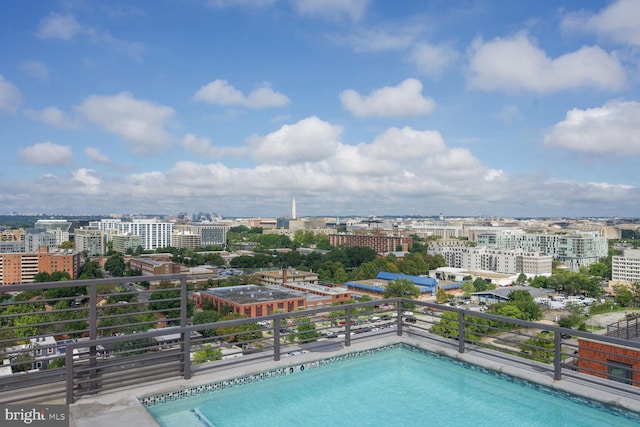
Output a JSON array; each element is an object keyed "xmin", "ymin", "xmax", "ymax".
[
  {"xmin": 18, "ymin": 141, "xmax": 73, "ymax": 166},
  {"xmin": 543, "ymin": 100, "xmax": 640, "ymax": 156},
  {"xmin": 0, "ymin": 75, "xmax": 22, "ymax": 113},
  {"xmin": 25, "ymin": 107, "xmax": 80, "ymax": 129},
  {"xmin": 468, "ymin": 32, "xmax": 626, "ymax": 93},
  {"xmin": 71, "ymin": 168, "xmax": 102, "ymax": 194},
  {"xmin": 5, "ymin": 118, "xmax": 638, "ymax": 217},
  {"xmin": 21, "ymin": 61, "xmax": 49, "ymax": 81},
  {"xmin": 77, "ymin": 92, "xmax": 175, "ymax": 154},
  {"xmin": 409, "ymin": 42, "xmax": 459, "ymax": 77},
  {"xmin": 85, "ymin": 147, "xmax": 111, "ymax": 164},
  {"xmin": 36, "ymin": 14, "xmax": 83, "ymax": 40},
  {"xmin": 496, "ymin": 105, "xmax": 521, "ymax": 123},
  {"xmin": 562, "ymin": 0, "xmax": 640, "ymax": 47},
  {"xmin": 293, "ymin": 0, "xmax": 369, "ymax": 22},
  {"xmin": 365, "ymin": 127, "xmax": 447, "ymax": 160},
  {"xmin": 36, "ymin": 14, "xmax": 144, "ymax": 62},
  {"xmin": 340, "ymin": 78, "xmax": 435, "ymax": 117},
  {"xmin": 181, "ymin": 133, "xmax": 246, "ymax": 158},
  {"xmin": 194, "ymin": 80, "xmax": 290, "ymax": 109},
  {"xmin": 334, "ymin": 28, "xmax": 415, "ymax": 52},
  {"xmin": 248, "ymin": 116, "xmax": 342, "ymax": 164}
]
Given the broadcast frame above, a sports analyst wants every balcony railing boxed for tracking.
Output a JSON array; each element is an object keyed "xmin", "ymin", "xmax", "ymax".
[{"xmin": 1, "ymin": 274, "xmax": 639, "ymax": 405}]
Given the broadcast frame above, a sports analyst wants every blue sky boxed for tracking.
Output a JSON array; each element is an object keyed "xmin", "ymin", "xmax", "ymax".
[{"xmin": 1, "ymin": 0, "xmax": 640, "ymax": 218}]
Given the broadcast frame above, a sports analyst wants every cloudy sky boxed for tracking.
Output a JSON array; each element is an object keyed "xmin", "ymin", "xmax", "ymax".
[{"xmin": 2, "ymin": 0, "xmax": 640, "ymax": 218}]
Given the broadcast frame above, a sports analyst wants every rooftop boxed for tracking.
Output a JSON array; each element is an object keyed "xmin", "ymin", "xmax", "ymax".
[{"xmin": 205, "ymin": 285, "xmax": 305, "ymax": 304}]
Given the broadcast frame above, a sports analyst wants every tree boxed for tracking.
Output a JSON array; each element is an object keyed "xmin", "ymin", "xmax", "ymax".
[
  {"xmin": 506, "ymin": 290, "xmax": 542, "ymax": 321},
  {"xmin": 431, "ymin": 311, "xmax": 490, "ymax": 342},
  {"xmin": 588, "ymin": 262, "xmax": 609, "ymax": 279},
  {"xmin": 516, "ymin": 273, "xmax": 527, "ymax": 286},
  {"xmin": 104, "ymin": 254, "xmax": 126, "ymax": 277},
  {"xmin": 383, "ymin": 279, "xmax": 420, "ymax": 299},
  {"xmin": 529, "ymin": 275, "xmax": 549, "ymax": 289},
  {"xmin": 193, "ymin": 311, "xmax": 223, "ymax": 337},
  {"xmin": 521, "ymin": 332, "xmax": 554, "ymax": 363},
  {"xmin": 473, "ymin": 278, "xmax": 490, "ymax": 292},
  {"xmin": 193, "ymin": 345, "xmax": 222, "ymax": 364},
  {"xmin": 289, "ymin": 315, "xmax": 320, "ymax": 343},
  {"xmin": 148, "ymin": 282, "xmax": 190, "ymax": 320},
  {"xmin": 78, "ymin": 260, "xmax": 104, "ymax": 279},
  {"xmin": 215, "ymin": 313, "xmax": 263, "ymax": 344},
  {"xmin": 612, "ymin": 284, "xmax": 634, "ymax": 307},
  {"xmin": 460, "ymin": 281, "xmax": 475, "ymax": 297},
  {"xmin": 436, "ymin": 288, "xmax": 449, "ymax": 303}
]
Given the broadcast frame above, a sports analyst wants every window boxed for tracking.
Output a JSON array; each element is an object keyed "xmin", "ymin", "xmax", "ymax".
[{"xmin": 607, "ymin": 360, "xmax": 633, "ymax": 385}]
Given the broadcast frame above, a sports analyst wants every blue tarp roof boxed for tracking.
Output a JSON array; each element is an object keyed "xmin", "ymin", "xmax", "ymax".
[{"xmin": 376, "ymin": 272, "xmax": 437, "ymax": 287}]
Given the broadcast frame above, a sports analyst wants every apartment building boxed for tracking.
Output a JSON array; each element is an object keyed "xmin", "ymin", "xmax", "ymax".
[
  {"xmin": 34, "ymin": 219, "xmax": 71, "ymax": 246},
  {"xmin": 428, "ymin": 244, "xmax": 552, "ymax": 276},
  {"xmin": 329, "ymin": 233, "xmax": 413, "ymax": 252},
  {"xmin": 74, "ymin": 228, "xmax": 107, "ymax": 256},
  {"xmin": 0, "ymin": 248, "xmax": 80, "ymax": 284},
  {"xmin": 174, "ymin": 223, "xmax": 228, "ymax": 247},
  {"xmin": 89, "ymin": 218, "xmax": 173, "ymax": 251},
  {"xmin": 611, "ymin": 249, "xmax": 640, "ymax": 284},
  {"xmin": 111, "ymin": 233, "xmax": 142, "ymax": 254},
  {"xmin": 477, "ymin": 231, "xmax": 607, "ymax": 272},
  {"xmin": 257, "ymin": 269, "xmax": 319, "ymax": 287}
]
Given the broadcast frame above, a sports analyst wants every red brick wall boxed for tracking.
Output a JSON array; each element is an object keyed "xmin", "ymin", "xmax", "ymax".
[{"xmin": 578, "ymin": 339, "xmax": 640, "ymax": 386}]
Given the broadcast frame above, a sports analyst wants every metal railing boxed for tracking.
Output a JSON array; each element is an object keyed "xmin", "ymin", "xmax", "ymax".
[{"xmin": 1, "ymin": 276, "xmax": 640, "ymax": 405}]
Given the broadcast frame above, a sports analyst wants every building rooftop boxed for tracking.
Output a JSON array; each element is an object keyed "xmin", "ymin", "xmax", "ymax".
[{"xmin": 205, "ymin": 285, "xmax": 305, "ymax": 304}]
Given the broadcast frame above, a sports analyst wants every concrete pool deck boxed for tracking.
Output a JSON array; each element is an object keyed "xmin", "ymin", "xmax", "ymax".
[{"xmin": 68, "ymin": 333, "xmax": 640, "ymax": 427}]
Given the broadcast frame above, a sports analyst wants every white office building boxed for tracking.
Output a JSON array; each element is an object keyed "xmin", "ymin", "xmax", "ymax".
[{"xmin": 612, "ymin": 249, "xmax": 640, "ymax": 284}]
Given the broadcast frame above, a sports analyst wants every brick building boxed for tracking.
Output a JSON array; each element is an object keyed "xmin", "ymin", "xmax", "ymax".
[
  {"xmin": 0, "ymin": 248, "xmax": 80, "ymax": 284},
  {"xmin": 197, "ymin": 285, "xmax": 306, "ymax": 317},
  {"xmin": 329, "ymin": 233, "xmax": 412, "ymax": 252},
  {"xmin": 577, "ymin": 316, "xmax": 640, "ymax": 387}
]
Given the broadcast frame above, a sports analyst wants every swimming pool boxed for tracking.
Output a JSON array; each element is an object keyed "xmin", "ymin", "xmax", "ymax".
[{"xmin": 144, "ymin": 344, "xmax": 640, "ymax": 426}]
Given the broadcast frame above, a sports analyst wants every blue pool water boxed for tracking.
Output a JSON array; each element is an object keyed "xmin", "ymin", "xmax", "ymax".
[{"xmin": 146, "ymin": 346, "xmax": 640, "ymax": 427}]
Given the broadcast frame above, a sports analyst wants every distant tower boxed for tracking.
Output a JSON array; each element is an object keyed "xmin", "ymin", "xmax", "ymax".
[{"xmin": 292, "ymin": 198, "xmax": 297, "ymax": 219}]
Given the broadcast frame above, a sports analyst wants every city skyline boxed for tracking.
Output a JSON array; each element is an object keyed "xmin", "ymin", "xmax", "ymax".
[{"xmin": 2, "ymin": 1, "xmax": 640, "ymax": 218}]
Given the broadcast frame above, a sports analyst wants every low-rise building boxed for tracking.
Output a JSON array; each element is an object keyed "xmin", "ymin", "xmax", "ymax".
[
  {"xmin": 257, "ymin": 269, "xmax": 319, "ymax": 287},
  {"xmin": 198, "ymin": 285, "xmax": 307, "ymax": 317}
]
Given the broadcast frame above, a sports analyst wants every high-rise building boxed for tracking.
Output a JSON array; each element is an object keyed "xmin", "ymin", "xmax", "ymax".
[
  {"xmin": 88, "ymin": 219, "xmax": 173, "ymax": 251},
  {"xmin": 74, "ymin": 228, "xmax": 107, "ymax": 256}
]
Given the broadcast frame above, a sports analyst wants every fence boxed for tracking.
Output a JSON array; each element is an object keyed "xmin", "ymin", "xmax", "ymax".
[{"xmin": 1, "ymin": 275, "xmax": 640, "ymax": 405}]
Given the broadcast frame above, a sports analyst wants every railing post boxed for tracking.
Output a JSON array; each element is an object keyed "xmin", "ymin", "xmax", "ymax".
[
  {"xmin": 65, "ymin": 345, "xmax": 74, "ymax": 404},
  {"xmin": 397, "ymin": 300, "xmax": 403, "ymax": 337},
  {"xmin": 458, "ymin": 311, "xmax": 465, "ymax": 354},
  {"xmin": 554, "ymin": 331, "xmax": 562, "ymax": 380},
  {"xmin": 345, "ymin": 307, "xmax": 352, "ymax": 347},
  {"xmin": 274, "ymin": 317, "xmax": 281, "ymax": 361},
  {"xmin": 88, "ymin": 283, "xmax": 98, "ymax": 394},
  {"xmin": 180, "ymin": 277, "xmax": 191, "ymax": 379}
]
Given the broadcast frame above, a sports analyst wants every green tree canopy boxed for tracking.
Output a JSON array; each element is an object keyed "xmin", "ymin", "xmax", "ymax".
[{"xmin": 383, "ymin": 279, "xmax": 421, "ymax": 299}]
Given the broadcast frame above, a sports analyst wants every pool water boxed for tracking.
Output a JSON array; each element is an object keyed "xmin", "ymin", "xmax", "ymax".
[{"xmin": 146, "ymin": 346, "xmax": 640, "ymax": 427}]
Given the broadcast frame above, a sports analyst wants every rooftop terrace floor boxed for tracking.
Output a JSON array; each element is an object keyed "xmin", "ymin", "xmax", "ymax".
[{"xmin": 66, "ymin": 332, "xmax": 640, "ymax": 427}]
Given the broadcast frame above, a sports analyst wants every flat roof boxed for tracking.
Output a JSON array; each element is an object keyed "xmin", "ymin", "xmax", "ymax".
[
  {"xmin": 206, "ymin": 285, "xmax": 305, "ymax": 304},
  {"xmin": 284, "ymin": 282, "xmax": 350, "ymax": 295}
]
